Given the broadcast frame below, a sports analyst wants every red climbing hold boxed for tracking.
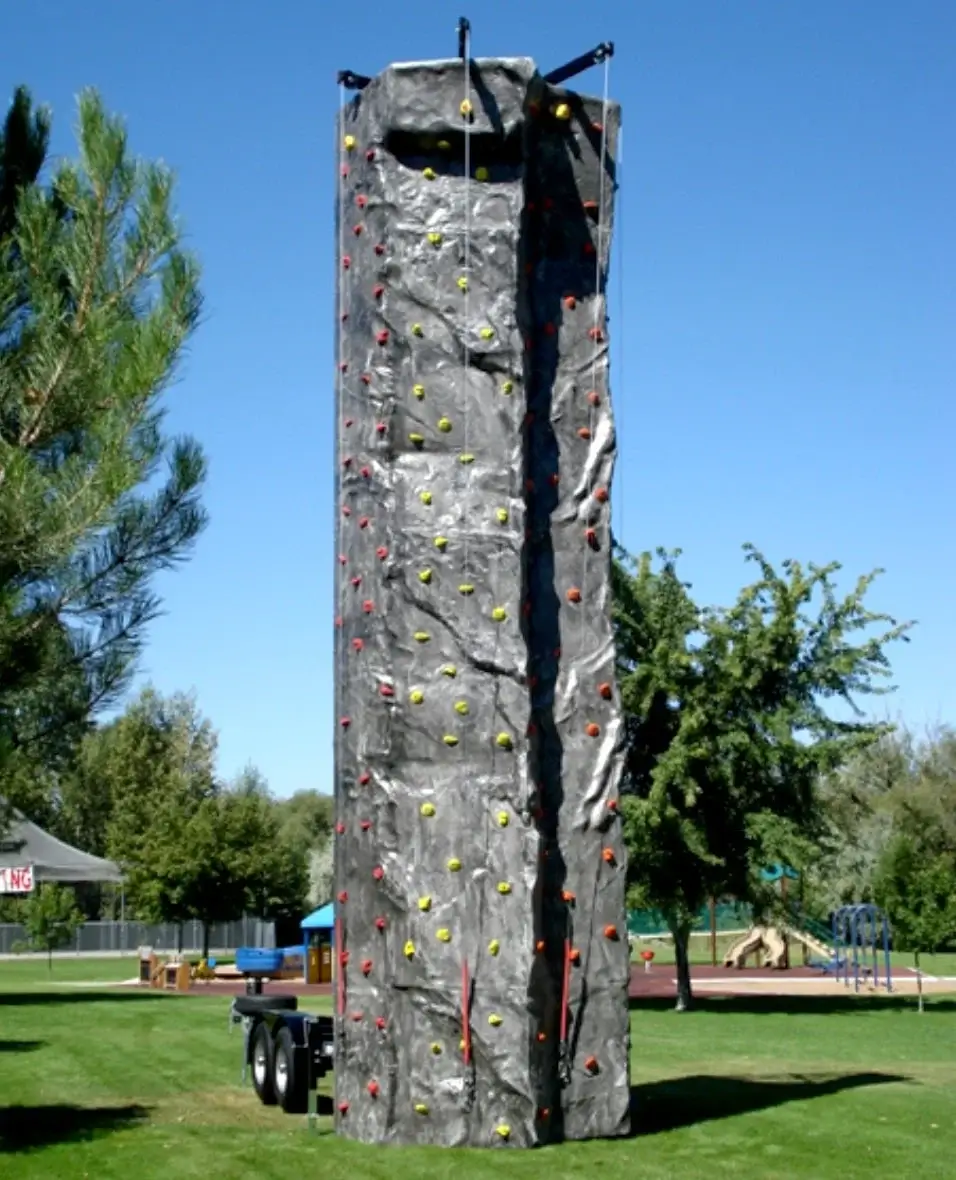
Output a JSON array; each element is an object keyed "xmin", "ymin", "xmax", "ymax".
[
  {"xmin": 524, "ymin": 411, "xmax": 535, "ymax": 427},
  {"xmin": 350, "ymin": 1011, "xmax": 363, "ymax": 1022},
  {"xmin": 375, "ymin": 919, "xmax": 386, "ymax": 934},
  {"xmin": 585, "ymin": 527, "xmax": 598, "ymax": 548},
  {"xmin": 587, "ymin": 390, "xmax": 601, "ymax": 406},
  {"xmin": 353, "ymin": 224, "xmax": 363, "ymax": 236},
  {"xmin": 361, "ymin": 372, "xmax": 371, "ymax": 385},
  {"xmin": 608, "ymin": 799, "xmax": 619, "ymax": 812},
  {"xmin": 562, "ymin": 889, "xmax": 576, "ymax": 904},
  {"xmin": 373, "ymin": 284, "xmax": 384, "ymax": 299},
  {"xmin": 577, "ymin": 427, "xmax": 592, "ymax": 440},
  {"xmin": 356, "ymin": 194, "xmax": 368, "ymax": 208},
  {"xmin": 344, "ymin": 417, "xmax": 354, "ymax": 427},
  {"xmin": 367, "ymin": 1080, "xmax": 380, "ymax": 1097},
  {"xmin": 375, "ymin": 422, "xmax": 387, "ymax": 435},
  {"xmin": 549, "ymin": 473, "xmax": 560, "ymax": 487},
  {"xmin": 527, "ymin": 722, "xmax": 537, "ymax": 736},
  {"xmin": 536, "ymin": 1031, "xmax": 547, "ymax": 1042},
  {"xmin": 342, "ymin": 256, "xmax": 351, "ymax": 269},
  {"xmin": 374, "ymin": 243, "xmax": 385, "ymax": 255},
  {"xmin": 602, "ymin": 848, "xmax": 617, "ymax": 865},
  {"xmin": 351, "ymin": 638, "xmax": 364, "ymax": 652},
  {"xmin": 363, "ymin": 599, "xmax": 374, "ymax": 613},
  {"xmin": 375, "ymin": 1014, "xmax": 386, "ymax": 1028},
  {"xmin": 335, "ymin": 822, "xmax": 345, "ymax": 834},
  {"xmin": 360, "ymin": 466, "xmax": 371, "ymax": 479},
  {"xmin": 376, "ymin": 330, "xmax": 389, "ymax": 345},
  {"xmin": 342, "ymin": 505, "xmax": 351, "ymax": 517},
  {"xmin": 598, "ymin": 681, "xmax": 613, "ymax": 699},
  {"xmin": 358, "ymin": 515, "xmax": 370, "ymax": 528},
  {"xmin": 564, "ymin": 295, "xmax": 577, "ymax": 310},
  {"xmin": 569, "ymin": 947, "xmax": 581, "ymax": 963},
  {"xmin": 337, "ymin": 890, "xmax": 348, "ymax": 903},
  {"xmin": 583, "ymin": 241, "xmax": 596, "ymax": 256},
  {"xmin": 361, "ymin": 958, "xmax": 373, "ymax": 975},
  {"xmin": 379, "ymin": 683, "xmax": 394, "ymax": 697},
  {"xmin": 338, "ymin": 1101, "xmax": 349, "ymax": 1114},
  {"xmin": 340, "ymin": 165, "xmax": 349, "ymax": 178},
  {"xmin": 350, "ymin": 575, "xmax": 361, "ymax": 587},
  {"xmin": 366, "ymin": 148, "xmax": 375, "ymax": 161},
  {"xmin": 372, "ymin": 865, "xmax": 385, "ymax": 880},
  {"xmin": 585, "ymin": 722, "xmax": 601, "ymax": 738},
  {"xmin": 340, "ymin": 716, "xmax": 351, "ymax": 728},
  {"xmin": 588, "ymin": 327, "xmax": 604, "ymax": 342},
  {"xmin": 340, "ymin": 951, "xmax": 350, "ymax": 966},
  {"xmin": 543, "ymin": 198, "xmax": 554, "ymax": 211},
  {"xmin": 595, "ymin": 486, "xmax": 609, "ymax": 502},
  {"xmin": 334, "ymin": 616, "xmax": 343, "ymax": 628},
  {"xmin": 339, "ymin": 361, "xmax": 348, "ymax": 372},
  {"xmin": 360, "ymin": 819, "xmax": 371, "ymax": 831},
  {"xmin": 376, "ymin": 546, "xmax": 388, "ymax": 560},
  {"xmin": 359, "ymin": 771, "xmax": 371, "ymax": 785},
  {"xmin": 338, "ymin": 553, "xmax": 347, "ymax": 564},
  {"xmin": 585, "ymin": 1055, "xmax": 599, "ymax": 1074},
  {"xmin": 342, "ymin": 456, "xmax": 352, "ymax": 467},
  {"xmin": 544, "ymin": 322, "xmax": 556, "ymax": 336}
]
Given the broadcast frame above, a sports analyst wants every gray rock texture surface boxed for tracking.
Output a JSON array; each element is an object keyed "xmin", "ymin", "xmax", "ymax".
[{"xmin": 333, "ymin": 56, "xmax": 628, "ymax": 1149}]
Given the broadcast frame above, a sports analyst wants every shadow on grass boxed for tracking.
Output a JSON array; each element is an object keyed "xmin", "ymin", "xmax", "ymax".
[
  {"xmin": 629, "ymin": 993, "xmax": 956, "ymax": 1016},
  {"xmin": 0, "ymin": 1039, "xmax": 44, "ymax": 1053},
  {"xmin": 0, "ymin": 991, "xmax": 173, "ymax": 1008},
  {"xmin": 0, "ymin": 1103, "xmax": 150, "ymax": 1151},
  {"xmin": 630, "ymin": 1071, "xmax": 909, "ymax": 1136}
]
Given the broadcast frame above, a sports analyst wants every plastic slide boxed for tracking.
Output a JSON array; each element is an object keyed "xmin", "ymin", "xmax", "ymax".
[
  {"xmin": 786, "ymin": 926, "xmax": 833, "ymax": 961},
  {"xmin": 762, "ymin": 926, "xmax": 787, "ymax": 969},
  {"xmin": 723, "ymin": 926, "xmax": 766, "ymax": 968}
]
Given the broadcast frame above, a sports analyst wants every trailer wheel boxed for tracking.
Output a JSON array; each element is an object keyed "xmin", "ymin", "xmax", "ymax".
[
  {"xmin": 274, "ymin": 1025, "xmax": 308, "ymax": 1114},
  {"xmin": 251, "ymin": 1022, "xmax": 277, "ymax": 1105}
]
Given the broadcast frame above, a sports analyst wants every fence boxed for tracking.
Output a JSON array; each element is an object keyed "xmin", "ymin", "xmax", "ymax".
[
  {"xmin": 0, "ymin": 916, "xmax": 276, "ymax": 957},
  {"xmin": 627, "ymin": 901, "xmax": 753, "ymax": 938}
]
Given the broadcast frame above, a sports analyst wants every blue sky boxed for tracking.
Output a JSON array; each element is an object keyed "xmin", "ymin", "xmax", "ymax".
[{"xmin": 6, "ymin": 1, "xmax": 954, "ymax": 796}]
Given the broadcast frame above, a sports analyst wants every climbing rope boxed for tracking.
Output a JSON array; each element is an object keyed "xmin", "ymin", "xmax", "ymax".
[{"xmin": 461, "ymin": 30, "xmax": 473, "ymax": 592}]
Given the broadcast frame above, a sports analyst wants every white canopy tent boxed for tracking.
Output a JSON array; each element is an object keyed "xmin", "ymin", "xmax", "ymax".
[{"xmin": 0, "ymin": 812, "xmax": 123, "ymax": 892}]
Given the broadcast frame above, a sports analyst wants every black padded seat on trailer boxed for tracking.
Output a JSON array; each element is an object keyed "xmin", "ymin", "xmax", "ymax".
[{"xmin": 233, "ymin": 993, "xmax": 298, "ymax": 1017}]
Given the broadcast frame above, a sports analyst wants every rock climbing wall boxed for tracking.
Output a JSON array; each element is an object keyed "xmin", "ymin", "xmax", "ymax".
[{"xmin": 333, "ymin": 55, "xmax": 628, "ymax": 1149}]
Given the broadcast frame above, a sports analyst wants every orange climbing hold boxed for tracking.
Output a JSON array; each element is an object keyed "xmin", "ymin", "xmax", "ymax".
[
  {"xmin": 564, "ymin": 294, "xmax": 576, "ymax": 310},
  {"xmin": 585, "ymin": 527, "xmax": 598, "ymax": 548},
  {"xmin": 566, "ymin": 587, "xmax": 582, "ymax": 603},
  {"xmin": 535, "ymin": 940, "xmax": 546, "ymax": 953},
  {"xmin": 598, "ymin": 681, "xmax": 612, "ymax": 699},
  {"xmin": 603, "ymin": 924, "xmax": 619, "ymax": 940},
  {"xmin": 337, "ymin": 890, "xmax": 348, "ymax": 903},
  {"xmin": 602, "ymin": 847, "xmax": 616, "ymax": 864},
  {"xmin": 587, "ymin": 390, "xmax": 601, "ymax": 406},
  {"xmin": 569, "ymin": 947, "xmax": 581, "ymax": 963},
  {"xmin": 562, "ymin": 889, "xmax": 576, "ymax": 904},
  {"xmin": 585, "ymin": 1056, "xmax": 599, "ymax": 1074},
  {"xmin": 577, "ymin": 427, "xmax": 592, "ymax": 441},
  {"xmin": 594, "ymin": 486, "xmax": 609, "ymax": 502},
  {"xmin": 585, "ymin": 722, "xmax": 601, "ymax": 737},
  {"xmin": 588, "ymin": 326, "xmax": 605, "ymax": 342}
]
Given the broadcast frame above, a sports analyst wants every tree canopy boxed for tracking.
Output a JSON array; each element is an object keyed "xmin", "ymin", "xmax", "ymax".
[
  {"xmin": 614, "ymin": 543, "xmax": 912, "ymax": 1008},
  {"xmin": 0, "ymin": 84, "xmax": 207, "ymax": 777}
]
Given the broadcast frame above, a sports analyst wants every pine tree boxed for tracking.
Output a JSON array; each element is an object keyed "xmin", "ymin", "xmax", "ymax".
[{"xmin": 0, "ymin": 87, "xmax": 207, "ymax": 771}]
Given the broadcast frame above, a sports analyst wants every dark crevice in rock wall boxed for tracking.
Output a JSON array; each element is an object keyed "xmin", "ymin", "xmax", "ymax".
[{"xmin": 333, "ymin": 58, "xmax": 627, "ymax": 1150}]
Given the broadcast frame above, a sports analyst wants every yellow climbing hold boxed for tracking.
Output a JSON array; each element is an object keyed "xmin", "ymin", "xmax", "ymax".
[
  {"xmin": 420, "ymin": 802, "xmax": 436, "ymax": 817},
  {"xmin": 497, "ymin": 882, "xmax": 512, "ymax": 895},
  {"xmin": 418, "ymin": 896, "xmax": 432, "ymax": 912},
  {"xmin": 488, "ymin": 939, "xmax": 500, "ymax": 956},
  {"xmin": 459, "ymin": 453, "xmax": 475, "ymax": 464},
  {"xmin": 436, "ymin": 927, "xmax": 451, "ymax": 942},
  {"xmin": 457, "ymin": 275, "xmax": 468, "ymax": 291},
  {"xmin": 496, "ymin": 1124, "xmax": 511, "ymax": 1140},
  {"xmin": 423, "ymin": 167, "xmax": 437, "ymax": 180},
  {"xmin": 447, "ymin": 857, "xmax": 462, "ymax": 872},
  {"xmin": 479, "ymin": 326, "xmax": 495, "ymax": 340},
  {"xmin": 496, "ymin": 732, "xmax": 514, "ymax": 750},
  {"xmin": 409, "ymin": 689, "xmax": 424, "ymax": 705},
  {"xmin": 495, "ymin": 507, "xmax": 509, "ymax": 524},
  {"xmin": 427, "ymin": 232, "xmax": 442, "ymax": 245},
  {"xmin": 404, "ymin": 940, "xmax": 416, "ymax": 958},
  {"xmin": 430, "ymin": 1042, "xmax": 442, "ymax": 1054},
  {"xmin": 414, "ymin": 1102, "xmax": 429, "ymax": 1115},
  {"xmin": 460, "ymin": 98, "xmax": 473, "ymax": 116},
  {"xmin": 412, "ymin": 323, "xmax": 424, "ymax": 337},
  {"xmin": 554, "ymin": 102, "xmax": 571, "ymax": 120},
  {"xmin": 434, "ymin": 536, "xmax": 448, "ymax": 550},
  {"xmin": 413, "ymin": 630, "xmax": 431, "ymax": 643},
  {"xmin": 344, "ymin": 135, "xmax": 356, "ymax": 150},
  {"xmin": 419, "ymin": 491, "xmax": 433, "ymax": 505},
  {"xmin": 458, "ymin": 583, "xmax": 474, "ymax": 595},
  {"xmin": 454, "ymin": 700, "xmax": 469, "ymax": 715},
  {"xmin": 496, "ymin": 810, "xmax": 509, "ymax": 827},
  {"xmin": 501, "ymin": 379, "xmax": 513, "ymax": 395},
  {"xmin": 443, "ymin": 734, "xmax": 459, "ymax": 746},
  {"xmin": 440, "ymin": 663, "xmax": 457, "ymax": 677},
  {"xmin": 437, "ymin": 417, "xmax": 452, "ymax": 433},
  {"xmin": 413, "ymin": 383, "xmax": 425, "ymax": 399},
  {"xmin": 475, "ymin": 166, "xmax": 489, "ymax": 181},
  {"xmin": 491, "ymin": 606, "xmax": 507, "ymax": 622},
  {"xmin": 488, "ymin": 1013, "xmax": 503, "ymax": 1027},
  {"xmin": 409, "ymin": 432, "xmax": 424, "ymax": 445},
  {"xmin": 438, "ymin": 139, "xmax": 451, "ymax": 151},
  {"xmin": 418, "ymin": 569, "xmax": 432, "ymax": 584}
]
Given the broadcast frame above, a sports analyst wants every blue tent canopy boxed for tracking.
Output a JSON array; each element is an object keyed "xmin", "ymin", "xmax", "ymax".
[{"xmin": 301, "ymin": 902, "xmax": 334, "ymax": 931}]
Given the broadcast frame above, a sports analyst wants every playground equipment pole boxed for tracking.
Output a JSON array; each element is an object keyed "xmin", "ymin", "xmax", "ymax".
[{"xmin": 882, "ymin": 911, "xmax": 892, "ymax": 994}]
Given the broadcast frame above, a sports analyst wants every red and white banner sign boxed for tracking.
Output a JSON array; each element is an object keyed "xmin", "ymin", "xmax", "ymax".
[{"xmin": 0, "ymin": 865, "xmax": 34, "ymax": 893}]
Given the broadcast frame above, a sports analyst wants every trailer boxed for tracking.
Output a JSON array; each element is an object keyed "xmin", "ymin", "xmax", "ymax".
[{"xmin": 230, "ymin": 992, "xmax": 335, "ymax": 1115}]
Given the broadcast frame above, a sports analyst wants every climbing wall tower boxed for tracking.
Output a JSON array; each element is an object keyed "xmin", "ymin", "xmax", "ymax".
[{"xmin": 333, "ymin": 51, "xmax": 628, "ymax": 1148}]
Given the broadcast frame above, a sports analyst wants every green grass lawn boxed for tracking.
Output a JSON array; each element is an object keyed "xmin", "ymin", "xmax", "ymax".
[{"xmin": 1, "ymin": 959, "xmax": 954, "ymax": 1179}]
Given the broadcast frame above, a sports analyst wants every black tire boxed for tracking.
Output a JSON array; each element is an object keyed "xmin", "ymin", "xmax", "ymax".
[
  {"xmin": 274, "ymin": 1025, "xmax": 309, "ymax": 1114},
  {"xmin": 234, "ymin": 994, "xmax": 298, "ymax": 1017},
  {"xmin": 250, "ymin": 1022, "xmax": 277, "ymax": 1105}
]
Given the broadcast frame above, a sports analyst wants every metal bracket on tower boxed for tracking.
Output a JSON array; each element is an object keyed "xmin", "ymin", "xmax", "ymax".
[
  {"xmin": 543, "ymin": 41, "xmax": 614, "ymax": 87},
  {"xmin": 337, "ymin": 69, "xmax": 371, "ymax": 91},
  {"xmin": 457, "ymin": 16, "xmax": 471, "ymax": 60}
]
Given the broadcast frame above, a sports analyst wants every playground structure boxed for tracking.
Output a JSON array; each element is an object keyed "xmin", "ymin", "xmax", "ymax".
[
  {"xmin": 724, "ymin": 925, "xmax": 788, "ymax": 969},
  {"xmin": 332, "ymin": 27, "xmax": 628, "ymax": 1148},
  {"xmin": 832, "ymin": 903, "xmax": 892, "ymax": 993}
]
